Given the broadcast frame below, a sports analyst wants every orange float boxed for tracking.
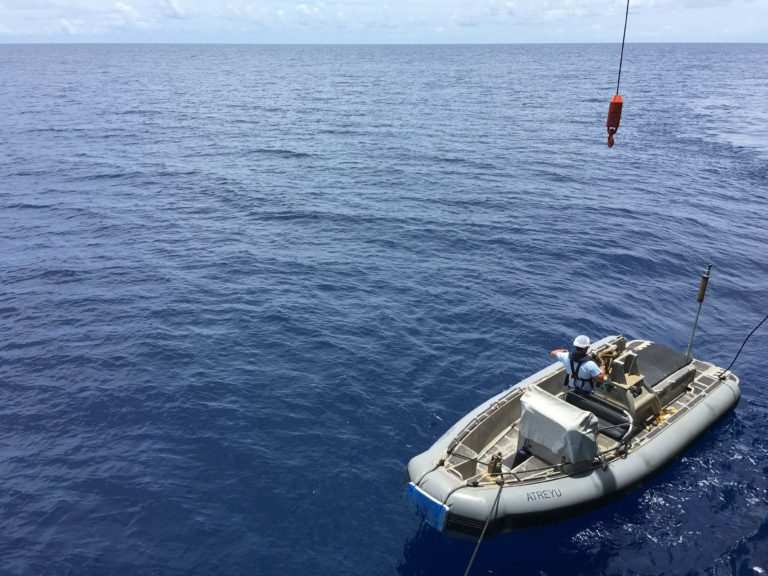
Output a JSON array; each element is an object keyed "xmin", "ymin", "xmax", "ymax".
[{"xmin": 606, "ymin": 94, "xmax": 623, "ymax": 148}]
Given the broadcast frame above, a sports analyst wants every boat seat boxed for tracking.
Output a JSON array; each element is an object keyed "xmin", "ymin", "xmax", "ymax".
[{"xmin": 564, "ymin": 391, "xmax": 630, "ymax": 441}]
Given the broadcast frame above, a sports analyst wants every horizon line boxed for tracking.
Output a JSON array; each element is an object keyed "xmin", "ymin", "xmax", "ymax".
[{"xmin": 1, "ymin": 40, "xmax": 766, "ymax": 46}]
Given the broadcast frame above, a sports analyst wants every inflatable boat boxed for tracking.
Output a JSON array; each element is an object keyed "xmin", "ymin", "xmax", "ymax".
[{"xmin": 405, "ymin": 334, "xmax": 741, "ymax": 537}]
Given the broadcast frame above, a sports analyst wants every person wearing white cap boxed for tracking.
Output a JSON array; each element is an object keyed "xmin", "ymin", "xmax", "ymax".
[{"xmin": 550, "ymin": 335, "xmax": 606, "ymax": 394}]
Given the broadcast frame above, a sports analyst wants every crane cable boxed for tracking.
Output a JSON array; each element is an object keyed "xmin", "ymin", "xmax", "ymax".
[
  {"xmin": 616, "ymin": 0, "xmax": 630, "ymax": 95},
  {"xmin": 606, "ymin": 0, "xmax": 630, "ymax": 148}
]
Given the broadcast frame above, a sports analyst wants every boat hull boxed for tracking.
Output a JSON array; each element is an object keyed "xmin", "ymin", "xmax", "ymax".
[{"xmin": 406, "ymin": 342, "xmax": 740, "ymax": 537}]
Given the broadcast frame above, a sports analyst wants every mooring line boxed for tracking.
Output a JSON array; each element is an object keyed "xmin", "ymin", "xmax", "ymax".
[{"xmin": 463, "ymin": 479, "xmax": 504, "ymax": 576}]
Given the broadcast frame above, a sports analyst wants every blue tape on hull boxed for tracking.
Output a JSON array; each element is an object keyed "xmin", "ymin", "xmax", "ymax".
[{"xmin": 405, "ymin": 482, "xmax": 448, "ymax": 531}]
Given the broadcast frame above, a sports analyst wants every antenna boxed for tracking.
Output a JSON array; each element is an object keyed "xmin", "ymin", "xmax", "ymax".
[{"xmin": 685, "ymin": 264, "xmax": 712, "ymax": 362}]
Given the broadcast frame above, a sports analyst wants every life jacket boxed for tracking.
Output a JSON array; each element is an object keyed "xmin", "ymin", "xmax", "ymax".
[{"xmin": 566, "ymin": 353, "xmax": 595, "ymax": 392}]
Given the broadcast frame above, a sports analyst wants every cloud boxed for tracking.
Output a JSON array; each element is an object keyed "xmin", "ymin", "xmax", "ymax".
[
  {"xmin": 163, "ymin": 0, "xmax": 187, "ymax": 19},
  {"xmin": 490, "ymin": 0, "xmax": 615, "ymax": 21},
  {"xmin": 1, "ymin": 0, "xmax": 766, "ymax": 42},
  {"xmin": 115, "ymin": 2, "xmax": 139, "ymax": 19},
  {"xmin": 291, "ymin": 2, "xmax": 353, "ymax": 28},
  {"xmin": 295, "ymin": 2, "xmax": 326, "ymax": 26},
  {"xmin": 113, "ymin": 2, "xmax": 152, "ymax": 29},
  {"xmin": 218, "ymin": 3, "xmax": 274, "ymax": 26},
  {"xmin": 52, "ymin": 2, "xmax": 153, "ymax": 35},
  {"xmin": 1, "ymin": 0, "xmax": 63, "ymax": 8},
  {"xmin": 59, "ymin": 17, "xmax": 82, "ymax": 34},
  {"xmin": 296, "ymin": 4, "xmax": 317, "ymax": 16}
]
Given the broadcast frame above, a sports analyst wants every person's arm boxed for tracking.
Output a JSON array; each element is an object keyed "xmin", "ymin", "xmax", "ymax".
[
  {"xmin": 550, "ymin": 348, "xmax": 567, "ymax": 357},
  {"xmin": 591, "ymin": 361, "xmax": 607, "ymax": 382}
]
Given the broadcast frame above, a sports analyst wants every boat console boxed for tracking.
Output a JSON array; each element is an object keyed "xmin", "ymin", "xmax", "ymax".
[{"xmin": 593, "ymin": 341, "xmax": 663, "ymax": 426}]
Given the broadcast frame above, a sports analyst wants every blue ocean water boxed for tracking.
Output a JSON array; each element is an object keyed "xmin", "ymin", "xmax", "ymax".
[{"xmin": 0, "ymin": 43, "xmax": 767, "ymax": 575}]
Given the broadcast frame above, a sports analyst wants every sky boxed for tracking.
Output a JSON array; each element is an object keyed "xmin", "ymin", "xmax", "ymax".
[{"xmin": 0, "ymin": 0, "xmax": 766, "ymax": 43}]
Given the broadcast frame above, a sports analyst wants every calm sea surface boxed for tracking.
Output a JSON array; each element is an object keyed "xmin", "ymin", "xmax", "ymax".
[{"xmin": 1, "ymin": 44, "xmax": 767, "ymax": 575}]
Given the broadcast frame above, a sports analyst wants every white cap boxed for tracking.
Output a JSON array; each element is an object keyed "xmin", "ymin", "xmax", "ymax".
[{"xmin": 573, "ymin": 335, "xmax": 590, "ymax": 348}]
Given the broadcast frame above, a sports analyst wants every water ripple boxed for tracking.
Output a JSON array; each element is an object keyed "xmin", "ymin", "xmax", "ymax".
[{"xmin": 0, "ymin": 43, "xmax": 766, "ymax": 576}]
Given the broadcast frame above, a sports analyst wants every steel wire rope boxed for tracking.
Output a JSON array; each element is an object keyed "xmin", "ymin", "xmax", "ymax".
[
  {"xmin": 615, "ymin": 0, "xmax": 630, "ymax": 95},
  {"xmin": 718, "ymin": 311, "xmax": 768, "ymax": 379}
]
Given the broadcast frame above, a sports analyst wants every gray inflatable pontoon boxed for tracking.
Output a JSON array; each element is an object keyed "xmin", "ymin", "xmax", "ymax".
[{"xmin": 405, "ymin": 335, "xmax": 740, "ymax": 537}]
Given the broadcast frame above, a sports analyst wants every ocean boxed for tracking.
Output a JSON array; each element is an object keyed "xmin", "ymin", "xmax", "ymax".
[{"xmin": 0, "ymin": 43, "xmax": 766, "ymax": 575}]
